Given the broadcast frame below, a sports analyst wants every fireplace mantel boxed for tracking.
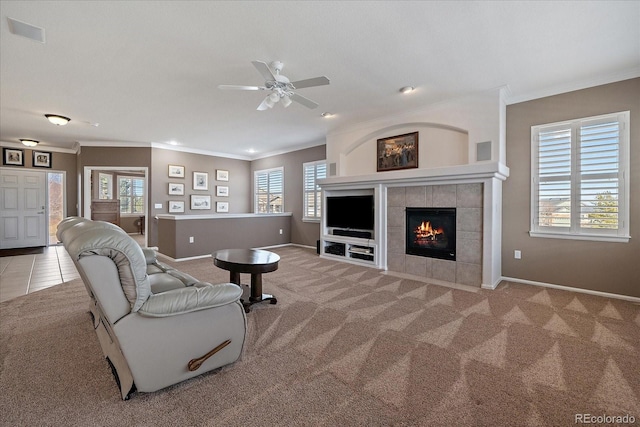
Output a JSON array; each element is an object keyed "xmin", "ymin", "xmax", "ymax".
[
  {"xmin": 318, "ymin": 161, "xmax": 509, "ymax": 289},
  {"xmin": 318, "ymin": 161, "xmax": 509, "ymax": 188}
]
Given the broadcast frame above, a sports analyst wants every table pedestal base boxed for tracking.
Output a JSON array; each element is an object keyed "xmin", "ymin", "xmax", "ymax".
[{"xmin": 230, "ymin": 271, "xmax": 278, "ymax": 313}]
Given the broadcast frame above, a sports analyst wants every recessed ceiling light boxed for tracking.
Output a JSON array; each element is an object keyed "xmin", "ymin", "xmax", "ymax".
[
  {"xmin": 167, "ymin": 140, "xmax": 180, "ymax": 146},
  {"xmin": 321, "ymin": 112, "xmax": 334, "ymax": 118},
  {"xmin": 45, "ymin": 114, "xmax": 71, "ymax": 126},
  {"xmin": 19, "ymin": 139, "xmax": 39, "ymax": 147},
  {"xmin": 246, "ymin": 148, "xmax": 256, "ymax": 153},
  {"xmin": 399, "ymin": 86, "xmax": 415, "ymax": 94}
]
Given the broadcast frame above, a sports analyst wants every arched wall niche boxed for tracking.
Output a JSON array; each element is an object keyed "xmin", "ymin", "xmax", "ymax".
[{"xmin": 340, "ymin": 122, "xmax": 469, "ymax": 177}]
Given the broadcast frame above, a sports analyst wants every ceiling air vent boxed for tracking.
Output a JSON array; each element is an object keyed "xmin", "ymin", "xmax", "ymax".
[{"xmin": 7, "ymin": 17, "xmax": 45, "ymax": 43}]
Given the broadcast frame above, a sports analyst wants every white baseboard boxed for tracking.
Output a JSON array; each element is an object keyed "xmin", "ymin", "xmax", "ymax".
[
  {"xmin": 156, "ymin": 252, "xmax": 211, "ymax": 262},
  {"xmin": 501, "ymin": 276, "xmax": 640, "ymax": 303}
]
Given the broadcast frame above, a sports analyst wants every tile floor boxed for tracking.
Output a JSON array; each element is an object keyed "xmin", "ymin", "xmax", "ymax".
[
  {"xmin": 0, "ymin": 245, "xmax": 80, "ymax": 303},
  {"xmin": 0, "ymin": 233, "xmax": 146, "ymax": 303}
]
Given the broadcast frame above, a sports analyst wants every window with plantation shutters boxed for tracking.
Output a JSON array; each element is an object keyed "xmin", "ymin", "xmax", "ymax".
[
  {"xmin": 118, "ymin": 176, "xmax": 145, "ymax": 215},
  {"xmin": 254, "ymin": 167, "xmax": 284, "ymax": 213},
  {"xmin": 303, "ymin": 161, "xmax": 327, "ymax": 221},
  {"xmin": 530, "ymin": 111, "xmax": 629, "ymax": 242}
]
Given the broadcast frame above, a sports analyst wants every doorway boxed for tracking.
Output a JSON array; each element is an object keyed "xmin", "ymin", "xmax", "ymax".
[{"xmin": 83, "ymin": 166, "xmax": 148, "ymax": 247}]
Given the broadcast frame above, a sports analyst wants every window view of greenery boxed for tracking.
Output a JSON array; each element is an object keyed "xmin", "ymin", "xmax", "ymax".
[
  {"xmin": 119, "ymin": 177, "xmax": 145, "ymax": 214},
  {"xmin": 537, "ymin": 119, "xmax": 619, "ymax": 230}
]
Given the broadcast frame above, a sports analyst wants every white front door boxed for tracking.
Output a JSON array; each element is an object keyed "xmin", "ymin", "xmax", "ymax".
[{"xmin": 0, "ymin": 168, "xmax": 47, "ymax": 249}]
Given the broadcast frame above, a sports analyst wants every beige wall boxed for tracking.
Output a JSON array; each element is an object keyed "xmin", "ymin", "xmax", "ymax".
[
  {"xmin": 503, "ymin": 78, "xmax": 640, "ymax": 298},
  {"xmin": 251, "ymin": 144, "xmax": 326, "ymax": 247},
  {"xmin": 150, "ymin": 148, "xmax": 251, "ymax": 247}
]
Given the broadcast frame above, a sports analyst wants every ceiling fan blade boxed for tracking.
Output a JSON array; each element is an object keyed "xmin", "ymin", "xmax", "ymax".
[
  {"xmin": 218, "ymin": 85, "xmax": 264, "ymax": 91},
  {"xmin": 290, "ymin": 93, "xmax": 319, "ymax": 109},
  {"xmin": 290, "ymin": 76, "xmax": 330, "ymax": 89},
  {"xmin": 252, "ymin": 60, "xmax": 276, "ymax": 82}
]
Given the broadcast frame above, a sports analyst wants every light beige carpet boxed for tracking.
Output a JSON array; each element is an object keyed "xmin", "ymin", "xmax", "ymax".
[{"xmin": 1, "ymin": 246, "xmax": 638, "ymax": 426}]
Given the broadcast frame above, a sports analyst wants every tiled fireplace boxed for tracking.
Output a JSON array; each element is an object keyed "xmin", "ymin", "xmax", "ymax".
[
  {"xmin": 387, "ymin": 183, "xmax": 483, "ymax": 286},
  {"xmin": 319, "ymin": 162, "xmax": 508, "ymax": 289}
]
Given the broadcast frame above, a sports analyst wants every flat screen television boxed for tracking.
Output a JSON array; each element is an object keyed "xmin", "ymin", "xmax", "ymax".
[{"xmin": 326, "ymin": 195, "xmax": 374, "ymax": 230}]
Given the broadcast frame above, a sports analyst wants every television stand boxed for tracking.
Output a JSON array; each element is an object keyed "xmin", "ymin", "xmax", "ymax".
[{"xmin": 320, "ymin": 234, "xmax": 377, "ymax": 266}]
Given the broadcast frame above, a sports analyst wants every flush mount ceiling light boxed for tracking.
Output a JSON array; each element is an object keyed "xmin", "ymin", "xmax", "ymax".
[
  {"xmin": 399, "ymin": 86, "xmax": 415, "ymax": 94},
  {"xmin": 45, "ymin": 114, "xmax": 71, "ymax": 126},
  {"xmin": 321, "ymin": 112, "xmax": 334, "ymax": 118},
  {"xmin": 19, "ymin": 139, "xmax": 39, "ymax": 147}
]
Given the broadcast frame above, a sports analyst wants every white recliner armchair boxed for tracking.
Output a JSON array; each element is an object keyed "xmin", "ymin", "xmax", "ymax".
[{"xmin": 57, "ymin": 217, "xmax": 246, "ymax": 400}]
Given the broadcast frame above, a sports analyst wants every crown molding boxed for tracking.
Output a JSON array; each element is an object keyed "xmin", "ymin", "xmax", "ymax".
[
  {"xmin": 150, "ymin": 142, "xmax": 251, "ymax": 161},
  {"xmin": 0, "ymin": 140, "xmax": 77, "ymax": 154},
  {"xmin": 505, "ymin": 67, "xmax": 640, "ymax": 105}
]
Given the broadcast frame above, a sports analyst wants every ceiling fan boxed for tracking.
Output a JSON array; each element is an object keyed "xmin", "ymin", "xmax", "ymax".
[{"xmin": 218, "ymin": 60, "xmax": 330, "ymax": 111}]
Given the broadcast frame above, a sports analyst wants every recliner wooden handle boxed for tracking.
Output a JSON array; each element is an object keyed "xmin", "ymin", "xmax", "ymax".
[{"xmin": 187, "ymin": 339, "xmax": 232, "ymax": 371}]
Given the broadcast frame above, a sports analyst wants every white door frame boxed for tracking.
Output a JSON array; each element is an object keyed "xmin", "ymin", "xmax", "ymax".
[{"xmin": 83, "ymin": 166, "xmax": 149, "ymax": 241}]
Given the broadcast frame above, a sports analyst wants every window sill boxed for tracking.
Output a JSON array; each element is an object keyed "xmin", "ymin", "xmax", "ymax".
[
  {"xmin": 302, "ymin": 218, "xmax": 321, "ymax": 223},
  {"xmin": 529, "ymin": 231, "xmax": 630, "ymax": 243}
]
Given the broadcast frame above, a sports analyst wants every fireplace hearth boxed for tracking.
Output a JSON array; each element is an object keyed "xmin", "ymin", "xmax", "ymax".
[{"xmin": 406, "ymin": 207, "xmax": 456, "ymax": 261}]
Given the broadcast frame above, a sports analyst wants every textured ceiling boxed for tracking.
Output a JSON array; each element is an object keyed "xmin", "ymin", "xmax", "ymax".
[{"xmin": 1, "ymin": 1, "xmax": 638, "ymax": 159}]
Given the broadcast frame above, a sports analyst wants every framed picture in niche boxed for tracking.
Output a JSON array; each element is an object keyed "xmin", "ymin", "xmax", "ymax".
[
  {"xmin": 168, "ymin": 201, "xmax": 185, "ymax": 213},
  {"xmin": 168, "ymin": 183, "xmax": 184, "ymax": 195},
  {"xmin": 216, "ymin": 169, "xmax": 229, "ymax": 181},
  {"xmin": 376, "ymin": 131, "xmax": 419, "ymax": 172},
  {"xmin": 216, "ymin": 185, "xmax": 229, "ymax": 197},
  {"xmin": 168, "ymin": 164, "xmax": 185, "ymax": 178},
  {"xmin": 216, "ymin": 201, "xmax": 229, "ymax": 213},
  {"xmin": 32, "ymin": 150, "xmax": 52, "ymax": 168},
  {"xmin": 3, "ymin": 147, "xmax": 24, "ymax": 166},
  {"xmin": 191, "ymin": 195, "xmax": 211, "ymax": 210},
  {"xmin": 193, "ymin": 172, "xmax": 208, "ymax": 190}
]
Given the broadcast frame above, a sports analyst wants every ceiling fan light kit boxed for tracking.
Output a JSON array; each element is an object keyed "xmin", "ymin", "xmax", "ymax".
[
  {"xmin": 45, "ymin": 114, "xmax": 71, "ymax": 125},
  {"xmin": 219, "ymin": 60, "xmax": 330, "ymax": 111}
]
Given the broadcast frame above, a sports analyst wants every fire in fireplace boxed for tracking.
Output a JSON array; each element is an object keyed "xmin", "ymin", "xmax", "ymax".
[{"xmin": 406, "ymin": 207, "xmax": 456, "ymax": 261}]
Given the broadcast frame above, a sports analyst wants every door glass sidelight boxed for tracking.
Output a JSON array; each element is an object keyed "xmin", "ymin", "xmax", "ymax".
[{"xmin": 47, "ymin": 172, "xmax": 65, "ymax": 245}]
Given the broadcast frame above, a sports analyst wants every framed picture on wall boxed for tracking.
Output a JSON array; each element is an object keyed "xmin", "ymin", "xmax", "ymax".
[
  {"xmin": 216, "ymin": 201, "xmax": 229, "ymax": 213},
  {"xmin": 191, "ymin": 195, "xmax": 211, "ymax": 210},
  {"xmin": 168, "ymin": 201, "xmax": 185, "ymax": 213},
  {"xmin": 32, "ymin": 150, "xmax": 52, "ymax": 168},
  {"xmin": 3, "ymin": 147, "xmax": 24, "ymax": 166},
  {"xmin": 193, "ymin": 171, "xmax": 208, "ymax": 190},
  {"xmin": 216, "ymin": 169, "xmax": 229, "ymax": 181},
  {"xmin": 376, "ymin": 131, "xmax": 419, "ymax": 172},
  {"xmin": 216, "ymin": 185, "xmax": 229, "ymax": 197},
  {"xmin": 168, "ymin": 164, "xmax": 185, "ymax": 178},
  {"xmin": 168, "ymin": 183, "xmax": 184, "ymax": 195}
]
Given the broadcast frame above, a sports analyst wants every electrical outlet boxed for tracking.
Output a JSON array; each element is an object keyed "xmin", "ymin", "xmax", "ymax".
[
  {"xmin": 279, "ymin": 229, "xmax": 283, "ymax": 235},
  {"xmin": 514, "ymin": 250, "xmax": 521, "ymax": 259},
  {"xmin": 189, "ymin": 236, "xmax": 194, "ymax": 243}
]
